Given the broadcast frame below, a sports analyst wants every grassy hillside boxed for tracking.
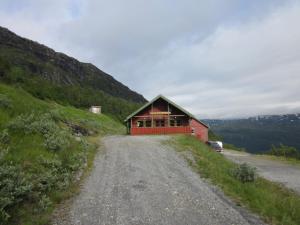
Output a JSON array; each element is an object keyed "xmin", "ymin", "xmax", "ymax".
[
  {"xmin": 172, "ymin": 135, "xmax": 300, "ymax": 225},
  {"xmin": 0, "ymin": 55, "xmax": 142, "ymax": 122},
  {"xmin": 0, "ymin": 83, "xmax": 124, "ymax": 224}
]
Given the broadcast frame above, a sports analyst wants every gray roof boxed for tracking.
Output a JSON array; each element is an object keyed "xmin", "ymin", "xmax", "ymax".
[{"xmin": 124, "ymin": 94, "xmax": 209, "ymax": 128}]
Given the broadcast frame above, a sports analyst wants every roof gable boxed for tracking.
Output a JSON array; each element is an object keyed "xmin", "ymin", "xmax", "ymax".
[{"xmin": 124, "ymin": 94, "xmax": 208, "ymax": 128}]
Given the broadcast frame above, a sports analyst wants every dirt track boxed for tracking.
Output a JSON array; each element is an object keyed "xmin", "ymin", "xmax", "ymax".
[
  {"xmin": 223, "ymin": 150, "xmax": 300, "ymax": 194},
  {"xmin": 53, "ymin": 135, "xmax": 264, "ymax": 225}
]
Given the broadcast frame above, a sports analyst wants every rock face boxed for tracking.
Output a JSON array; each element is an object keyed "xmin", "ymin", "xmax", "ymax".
[{"xmin": 0, "ymin": 26, "xmax": 146, "ymax": 103}]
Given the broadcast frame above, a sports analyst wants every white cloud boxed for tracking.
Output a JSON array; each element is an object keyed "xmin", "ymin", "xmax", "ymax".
[
  {"xmin": 0, "ymin": 0, "xmax": 299, "ymax": 118},
  {"xmin": 138, "ymin": 2, "xmax": 300, "ymax": 118}
]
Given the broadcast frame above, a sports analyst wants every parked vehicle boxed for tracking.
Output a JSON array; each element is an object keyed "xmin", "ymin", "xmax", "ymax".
[{"xmin": 207, "ymin": 141, "xmax": 223, "ymax": 152}]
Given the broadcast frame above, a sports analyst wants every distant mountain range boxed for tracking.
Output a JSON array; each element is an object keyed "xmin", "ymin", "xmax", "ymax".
[{"xmin": 204, "ymin": 113, "xmax": 300, "ymax": 153}]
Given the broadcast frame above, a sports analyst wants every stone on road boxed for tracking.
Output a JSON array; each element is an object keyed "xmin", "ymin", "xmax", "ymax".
[{"xmin": 54, "ymin": 136, "xmax": 264, "ymax": 225}]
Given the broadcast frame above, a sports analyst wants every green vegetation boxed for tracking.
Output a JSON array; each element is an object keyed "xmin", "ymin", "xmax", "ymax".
[
  {"xmin": 0, "ymin": 56, "xmax": 142, "ymax": 122},
  {"xmin": 207, "ymin": 130, "xmax": 222, "ymax": 141},
  {"xmin": 230, "ymin": 163, "xmax": 257, "ymax": 183},
  {"xmin": 208, "ymin": 130, "xmax": 245, "ymax": 151},
  {"xmin": 223, "ymin": 143, "xmax": 246, "ymax": 152},
  {"xmin": 205, "ymin": 116, "xmax": 300, "ymax": 154},
  {"xmin": 266, "ymin": 144, "xmax": 300, "ymax": 160},
  {"xmin": 0, "ymin": 83, "xmax": 124, "ymax": 225},
  {"xmin": 172, "ymin": 135, "xmax": 300, "ymax": 225}
]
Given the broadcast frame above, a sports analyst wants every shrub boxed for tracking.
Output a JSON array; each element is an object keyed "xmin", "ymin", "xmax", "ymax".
[
  {"xmin": 8, "ymin": 113, "xmax": 36, "ymax": 133},
  {"xmin": 8, "ymin": 113, "xmax": 71, "ymax": 151},
  {"xmin": 0, "ymin": 129, "xmax": 10, "ymax": 145},
  {"xmin": 37, "ymin": 157, "xmax": 72, "ymax": 191},
  {"xmin": 43, "ymin": 131, "xmax": 70, "ymax": 151},
  {"xmin": 31, "ymin": 114, "xmax": 57, "ymax": 135},
  {"xmin": 0, "ymin": 162, "xmax": 32, "ymax": 222},
  {"xmin": 35, "ymin": 195, "xmax": 52, "ymax": 213},
  {"xmin": 230, "ymin": 163, "xmax": 257, "ymax": 183},
  {"xmin": 267, "ymin": 144, "xmax": 300, "ymax": 159},
  {"xmin": 0, "ymin": 94, "xmax": 12, "ymax": 109},
  {"xmin": 49, "ymin": 109, "xmax": 64, "ymax": 122},
  {"xmin": 0, "ymin": 148, "xmax": 8, "ymax": 161}
]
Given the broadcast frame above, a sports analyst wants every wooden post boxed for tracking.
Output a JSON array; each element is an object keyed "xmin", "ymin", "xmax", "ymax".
[
  {"xmin": 167, "ymin": 103, "xmax": 170, "ymax": 127},
  {"xmin": 151, "ymin": 103, "xmax": 154, "ymax": 127}
]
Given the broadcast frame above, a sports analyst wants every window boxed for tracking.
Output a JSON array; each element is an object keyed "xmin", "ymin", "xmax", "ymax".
[
  {"xmin": 176, "ymin": 120, "xmax": 182, "ymax": 126},
  {"xmin": 145, "ymin": 120, "xmax": 152, "ymax": 127},
  {"xmin": 170, "ymin": 120, "xmax": 175, "ymax": 127},
  {"xmin": 137, "ymin": 121, "xmax": 144, "ymax": 127},
  {"xmin": 155, "ymin": 120, "xmax": 165, "ymax": 127}
]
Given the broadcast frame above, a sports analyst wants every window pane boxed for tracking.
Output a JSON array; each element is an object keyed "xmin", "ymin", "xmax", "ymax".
[
  {"xmin": 146, "ymin": 120, "xmax": 152, "ymax": 127},
  {"xmin": 155, "ymin": 120, "xmax": 165, "ymax": 127},
  {"xmin": 176, "ymin": 120, "xmax": 182, "ymax": 126},
  {"xmin": 155, "ymin": 120, "xmax": 160, "ymax": 127},
  {"xmin": 137, "ymin": 121, "xmax": 144, "ymax": 127},
  {"xmin": 170, "ymin": 120, "xmax": 175, "ymax": 126}
]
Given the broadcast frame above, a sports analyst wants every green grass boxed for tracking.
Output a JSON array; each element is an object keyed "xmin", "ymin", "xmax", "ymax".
[
  {"xmin": 0, "ymin": 83, "xmax": 125, "ymax": 224},
  {"xmin": 172, "ymin": 135, "xmax": 300, "ymax": 225},
  {"xmin": 0, "ymin": 53, "xmax": 143, "ymax": 122},
  {"xmin": 256, "ymin": 154, "xmax": 300, "ymax": 167}
]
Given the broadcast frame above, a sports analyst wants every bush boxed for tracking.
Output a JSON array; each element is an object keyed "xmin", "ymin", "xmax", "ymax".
[
  {"xmin": 0, "ymin": 162, "xmax": 32, "ymax": 222},
  {"xmin": 8, "ymin": 113, "xmax": 71, "ymax": 151},
  {"xmin": 0, "ymin": 94, "xmax": 12, "ymax": 109},
  {"xmin": 0, "ymin": 130, "xmax": 10, "ymax": 145},
  {"xmin": 36, "ymin": 195, "xmax": 52, "ymax": 213},
  {"xmin": 43, "ymin": 131, "xmax": 70, "ymax": 151},
  {"xmin": 8, "ymin": 113, "xmax": 36, "ymax": 133},
  {"xmin": 230, "ymin": 163, "xmax": 257, "ymax": 183},
  {"xmin": 0, "ymin": 148, "xmax": 8, "ymax": 161},
  {"xmin": 267, "ymin": 144, "xmax": 300, "ymax": 159}
]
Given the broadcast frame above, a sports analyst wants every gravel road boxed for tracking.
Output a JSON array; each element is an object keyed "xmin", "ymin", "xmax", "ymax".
[
  {"xmin": 223, "ymin": 150, "xmax": 300, "ymax": 194},
  {"xmin": 53, "ymin": 135, "xmax": 264, "ymax": 225}
]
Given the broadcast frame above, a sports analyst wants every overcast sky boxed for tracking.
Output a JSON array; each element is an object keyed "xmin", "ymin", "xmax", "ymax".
[{"xmin": 1, "ymin": 0, "xmax": 300, "ymax": 118}]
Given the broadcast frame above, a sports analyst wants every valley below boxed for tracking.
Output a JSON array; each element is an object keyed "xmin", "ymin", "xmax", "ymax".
[{"xmin": 204, "ymin": 114, "xmax": 300, "ymax": 154}]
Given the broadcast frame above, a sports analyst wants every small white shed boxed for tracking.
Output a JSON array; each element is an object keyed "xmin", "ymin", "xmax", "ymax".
[{"xmin": 89, "ymin": 106, "xmax": 101, "ymax": 114}]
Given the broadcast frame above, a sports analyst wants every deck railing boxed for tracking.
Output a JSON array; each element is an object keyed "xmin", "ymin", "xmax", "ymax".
[{"xmin": 131, "ymin": 126, "xmax": 191, "ymax": 135}]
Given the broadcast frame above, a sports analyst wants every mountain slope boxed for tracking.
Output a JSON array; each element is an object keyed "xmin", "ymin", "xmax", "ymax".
[{"xmin": 0, "ymin": 26, "xmax": 146, "ymax": 103}]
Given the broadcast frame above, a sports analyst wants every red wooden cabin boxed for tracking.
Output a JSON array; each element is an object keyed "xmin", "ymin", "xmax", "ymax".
[{"xmin": 124, "ymin": 95, "xmax": 209, "ymax": 142}]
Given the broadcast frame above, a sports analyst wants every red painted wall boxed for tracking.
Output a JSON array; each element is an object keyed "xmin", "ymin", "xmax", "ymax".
[{"xmin": 190, "ymin": 119, "xmax": 208, "ymax": 142}]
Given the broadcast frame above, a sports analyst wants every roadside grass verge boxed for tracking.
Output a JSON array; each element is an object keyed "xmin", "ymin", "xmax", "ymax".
[
  {"xmin": 171, "ymin": 135, "xmax": 300, "ymax": 225},
  {"xmin": 225, "ymin": 148, "xmax": 300, "ymax": 167},
  {"xmin": 257, "ymin": 154, "xmax": 300, "ymax": 167},
  {"xmin": 0, "ymin": 83, "xmax": 124, "ymax": 225}
]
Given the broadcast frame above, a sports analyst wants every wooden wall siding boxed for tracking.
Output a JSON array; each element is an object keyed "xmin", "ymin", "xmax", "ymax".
[{"xmin": 190, "ymin": 119, "xmax": 208, "ymax": 142}]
